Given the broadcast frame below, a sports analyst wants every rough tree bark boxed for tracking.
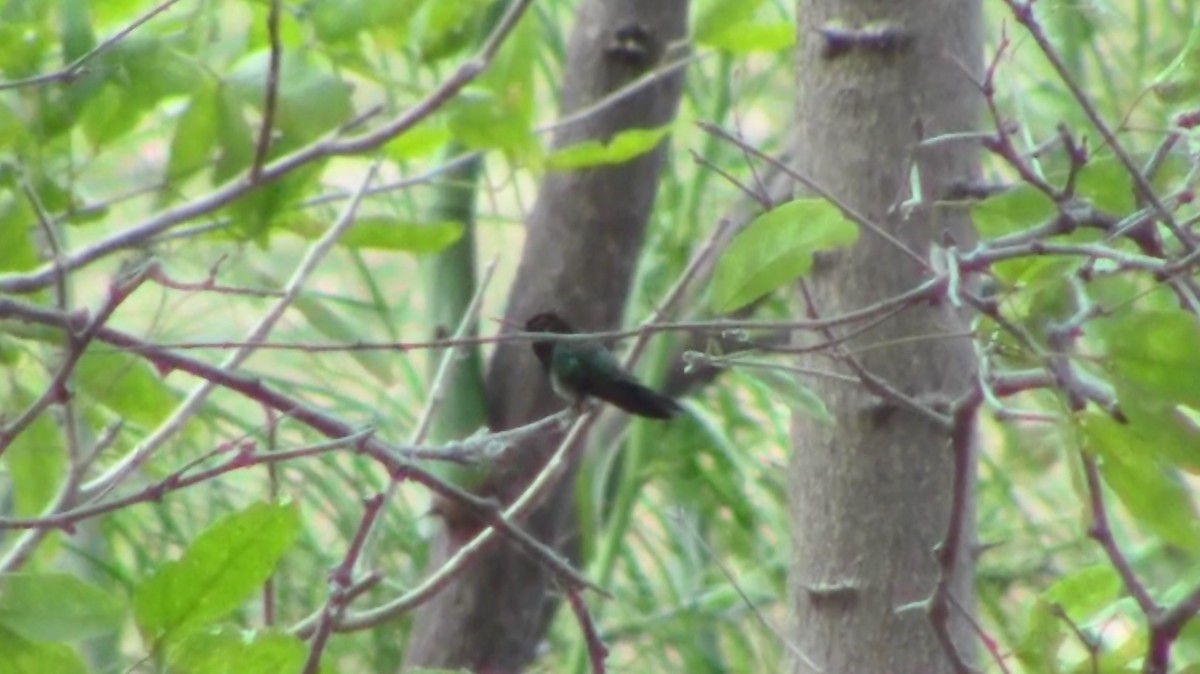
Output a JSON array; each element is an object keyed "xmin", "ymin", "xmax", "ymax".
[
  {"xmin": 401, "ymin": 1, "xmax": 689, "ymax": 672},
  {"xmin": 788, "ymin": 1, "xmax": 981, "ymax": 672}
]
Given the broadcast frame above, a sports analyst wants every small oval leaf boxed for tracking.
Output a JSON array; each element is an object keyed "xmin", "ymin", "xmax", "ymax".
[
  {"xmin": 0, "ymin": 573, "xmax": 125, "ymax": 642},
  {"xmin": 711, "ymin": 198, "xmax": 858, "ymax": 313},
  {"xmin": 970, "ymin": 184, "xmax": 1056, "ymax": 239},
  {"xmin": 167, "ymin": 626, "xmax": 316, "ymax": 674},
  {"xmin": 546, "ymin": 125, "xmax": 674, "ymax": 171},
  {"xmin": 1099, "ymin": 310, "xmax": 1200, "ymax": 408},
  {"xmin": 284, "ymin": 216, "xmax": 464, "ymax": 253},
  {"xmin": 0, "ymin": 625, "xmax": 86, "ymax": 674},
  {"xmin": 76, "ymin": 348, "xmax": 180, "ymax": 429},
  {"xmin": 134, "ymin": 502, "xmax": 300, "ymax": 645}
]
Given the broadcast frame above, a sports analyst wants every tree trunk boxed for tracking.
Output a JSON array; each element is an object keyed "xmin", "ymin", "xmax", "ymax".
[
  {"xmin": 788, "ymin": 1, "xmax": 982, "ymax": 672},
  {"xmin": 401, "ymin": 1, "xmax": 688, "ymax": 671}
]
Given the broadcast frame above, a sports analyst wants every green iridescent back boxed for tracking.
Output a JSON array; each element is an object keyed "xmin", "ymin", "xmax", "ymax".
[{"xmin": 550, "ymin": 341, "xmax": 628, "ymax": 394}]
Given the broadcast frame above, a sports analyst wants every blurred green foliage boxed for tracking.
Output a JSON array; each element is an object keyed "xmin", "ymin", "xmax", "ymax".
[{"xmin": 0, "ymin": 0, "xmax": 1196, "ymax": 673}]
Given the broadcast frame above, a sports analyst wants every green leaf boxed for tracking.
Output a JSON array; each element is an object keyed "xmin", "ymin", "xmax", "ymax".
[
  {"xmin": 1094, "ymin": 631, "xmax": 1150, "ymax": 673},
  {"xmin": 213, "ymin": 83, "xmax": 256, "ymax": 183},
  {"xmin": 0, "ymin": 193, "xmax": 39, "ymax": 272},
  {"xmin": 168, "ymin": 81, "xmax": 221, "ymax": 183},
  {"xmin": 80, "ymin": 84, "xmax": 138, "ymax": 148},
  {"xmin": 0, "ymin": 13, "xmax": 53, "ymax": 81},
  {"xmin": 972, "ymin": 184, "xmax": 1103, "ymax": 284},
  {"xmin": 478, "ymin": 5, "xmax": 536, "ymax": 115},
  {"xmin": 739, "ymin": 366, "xmax": 832, "ymax": 423},
  {"xmin": 289, "ymin": 213, "xmax": 466, "ymax": 252},
  {"xmin": 311, "ymin": 0, "xmax": 373, "ymax": 44},
  {"xmin": 0, "ymin": 625, "xmax": 85, "ymax": 674},
  {"xmin": 1161, "ymin": 563, "xmax": 1200, "ymax": 607},
  {"xmin": 546, "ymin": 125, "xmax": 674, "ymax": 170},
  {"xmin": 1097, "ymin": 390, "xmax": 1200, "ymax": 471},
  {"xmin": 384, "ymin": 119, "xmax": 453, "ymax": 163},
  {"xmin": 1085, "ymin": 426, "xmax": 1200, "ymax": 553},
  {"xmin": 22, "ymin": 168, "xmax": 76, "ymax": 216},
  {"xmin": 648, "ymin": 401, "xmax": 758, "ymax": 533},
  {"xmin": 0, "ymin": 99, "xmax": 28, "ymax": 149},
  {"xmin": 440, "ymin": 6, "xmax": 536, "ymax": 161},
  {"xmin": 0, "ymin": 572, "xmax": 125, "ymax": 641},
  {"xmin": 226, "ymin": 50, "xmax": 353, "ymax": 144},
  {"xmin": 92, "ymin": 0, "xmax": 150, "ymax": 25},
  {"xmin": 1015, "ymin": 597, "xmax": 1066, "ymax": 671},
  {"xmin": 1098, "ymin": 310, "xmax": 1200, "ymax": 408},
  {"xmin": 446, "ymin": 90, "xmax": 538, "ymax": 162},
  {"xmin": 1041, "ymin": 565, "xmax": 1121, "ymax": 621},
  {"xmin": 0, "ymin": 334, "xmax": 21, "ymax": 365},
  {"xmin": 703, "ymin": 22, "xmax": 795, "ymax": 54},
  {"xmin": 3, "ymin": 383, "xmax": 65, "ymax": 519},
  {"xmin": 340, "ymin": 217, "xmax": 465, "ymax": 252},
  {"xmin": 413, "ymin": 0, "xmax": 490, "ymax": 62},
  {"xmin": 75, "ymin": 348, "xmax": 179, "ymax": 430},
  {"xmin": 1152, "ymin": 16, "xmax": 1200, "ymax": 103},
  {"xmin": 79, "ymin": 36, "xmax": 204, "ymax": 147},
  {"xmin": 291, "ymin": 292, "xmax": 395, "ymax": 385},
  {"xmin": 1109, "ymin": 460, "xmax": 1200, "ymax": 554},
  {"xmin": 361, "ymin": 0, "xmax": 421, "ymax": 49},
  {"xmin": 971, "ymin": 184, "xmax": 1057, "ymax": 239},
  {"xmin": 1075, "ymin": 158, "xmax": 1135, "ymax": 215},
  {"xmin": 693, "ymin": 0, "xmax": 765, "ymax": 45},
  {"xmin": 103, "ymin": 36, "xmax": 204, "ymax": 100},
  {"xmin": 167, "ymin": 626, "xmax": 318, "ymax": 674},
  {"xmin": 227, "ymin": 163, "xmax": 323, "ymax": 244},
  {"xmin": 134, "ymin": 502, "xmax": 300, "ymax": 645},
  {"xmin": 59, "ymin": 0, "xmax": 96, "ymax": 63},
  {"xmin": 245, "ymin": 1, "xmax": 306, "ymax": 52},
  {"xmin": 1084, "ymin": 407, "xmax": 1200, "ymax": 553},
  {"xmin": 710, "ymin": 198, "xmax": 858, "ymax": 312}
]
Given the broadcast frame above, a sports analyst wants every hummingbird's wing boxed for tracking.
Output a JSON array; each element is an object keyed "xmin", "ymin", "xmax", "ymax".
[
  {"xmin": 554, "ymin": 344, "xmax": 681, "ymax": 419},
  {"xmin": 587, "ymin": 373, "xmax": 683, "ymax": 419}
]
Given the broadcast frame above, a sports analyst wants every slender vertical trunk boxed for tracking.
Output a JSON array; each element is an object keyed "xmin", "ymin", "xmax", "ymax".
[
  {"xmin": 402, "ymin": 1, "xmax": 689, "ymax": 671},
  {"xmin": 788, "ymin": 1, "xmax": 982, "ymax": 672}
]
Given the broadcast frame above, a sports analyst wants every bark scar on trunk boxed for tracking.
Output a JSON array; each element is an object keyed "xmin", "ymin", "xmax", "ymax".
[
  {"xmin": 605, "ymin": 23, "xmax": 662, "ymax": 69},
  {"xmin": 818, "ymin": 20, "xmax": 915, "ymax": 60}
]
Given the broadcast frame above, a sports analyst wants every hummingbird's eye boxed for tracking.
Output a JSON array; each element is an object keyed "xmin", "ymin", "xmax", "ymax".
[{"xmin": 526, "ymin": 312, "xmax": 570, "ymax": 334}]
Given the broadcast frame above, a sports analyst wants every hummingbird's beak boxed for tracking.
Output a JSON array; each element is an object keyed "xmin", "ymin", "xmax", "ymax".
[{"xmin": 491, "ymin": 315, "xmax": 524, "ymax": 331}]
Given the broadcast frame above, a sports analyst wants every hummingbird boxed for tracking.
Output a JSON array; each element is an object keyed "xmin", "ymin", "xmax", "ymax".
[{"xmin": 525, "ymin": 312, "xmax": 682, "ymax": 420}]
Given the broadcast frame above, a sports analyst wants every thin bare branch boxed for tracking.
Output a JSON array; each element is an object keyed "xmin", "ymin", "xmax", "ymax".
[
  {"xmin": 0, "ymin": 0, "xmax": 187, "ymax": 91},
  {"xmin": 0, "ymin": 0, "xmax": 537, "ymax": 296},
  {"xmin": 251, "ymin": 0, "xmax": 283, "ymax": 182},
  {"xmin": 80, "ymin": 160, "xmax": 382, "ymax": 500}
]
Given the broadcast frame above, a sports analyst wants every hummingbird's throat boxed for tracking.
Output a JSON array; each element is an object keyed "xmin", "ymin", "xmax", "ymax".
[{"xmin": 549, "ymin": 370, "xmax": 581, "ymax": 405}]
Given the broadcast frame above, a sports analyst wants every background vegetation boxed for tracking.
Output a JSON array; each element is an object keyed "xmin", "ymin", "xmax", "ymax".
[{"xmin": 0, "ymin": 0, "xmax": 1197, "ymax": 672}]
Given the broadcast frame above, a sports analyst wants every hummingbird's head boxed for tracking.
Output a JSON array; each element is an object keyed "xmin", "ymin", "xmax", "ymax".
[
  {"xmin": 525, "ymin": 312, "xmax": 575, "ymax": 335},
  {"xmin": 525, "ymin": 312, "xmax": 574, "ymax": 371}
]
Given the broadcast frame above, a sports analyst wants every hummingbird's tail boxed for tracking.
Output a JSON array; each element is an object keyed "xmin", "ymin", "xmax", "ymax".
[{"xmin": 591, "ymin": 377, "xmax": 683, "ymax": 420}]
